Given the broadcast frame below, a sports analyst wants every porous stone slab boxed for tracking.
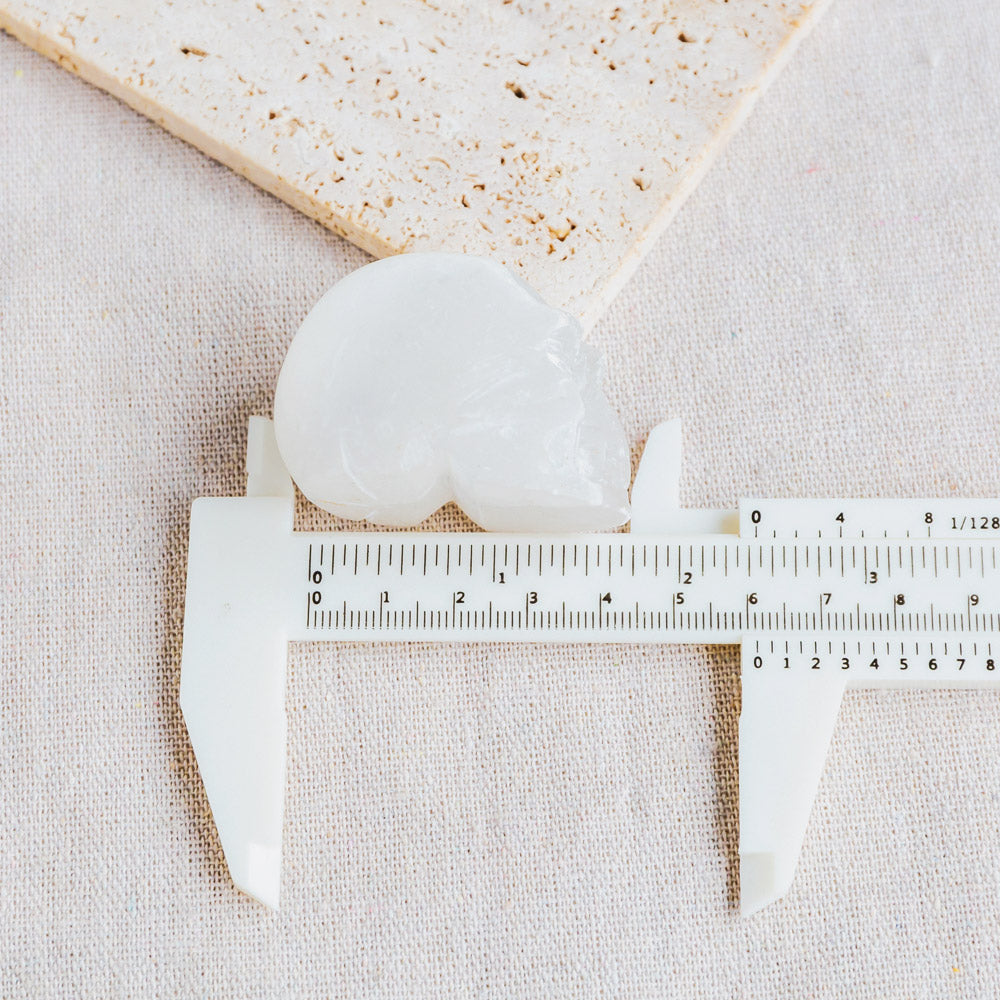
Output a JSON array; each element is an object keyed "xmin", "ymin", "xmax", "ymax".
[{"xmin": 0, "ymin": 0, "xmax": 830, "ymax": 325}]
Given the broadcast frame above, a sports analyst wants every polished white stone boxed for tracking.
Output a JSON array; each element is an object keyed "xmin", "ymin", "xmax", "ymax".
[{"xmin": 273, "ymin": 253, "xmax": 630, "ymax": 531}]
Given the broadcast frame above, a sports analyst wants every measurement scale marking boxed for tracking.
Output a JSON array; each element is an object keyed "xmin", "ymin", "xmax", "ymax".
[{"xmin": 294, "ymin": 538, "xmax": 1000, "ymax": 652}]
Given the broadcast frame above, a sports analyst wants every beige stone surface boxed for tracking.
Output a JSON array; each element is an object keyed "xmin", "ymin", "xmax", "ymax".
[{"xmin": 0, "ymin": 0, "xmax": 828, "ymax": 326}]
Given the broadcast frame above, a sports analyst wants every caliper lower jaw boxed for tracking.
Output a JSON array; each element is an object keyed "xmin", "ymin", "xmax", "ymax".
[
  {"xmin": 737, "ymin": 654, "xmax": 845, "ymax": 916},
  {"xmin": 633, "ymin": 423, "xmax": 850, "ymax": 916},
  {"xmin": 180, "ymin": 418, "xmax": 295, "ymax": 907}
]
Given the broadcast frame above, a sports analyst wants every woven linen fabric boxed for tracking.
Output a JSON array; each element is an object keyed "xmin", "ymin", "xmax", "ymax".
[{"xmin": 2, "ymin": 0, "xmax": 1000, "ymax": 996}]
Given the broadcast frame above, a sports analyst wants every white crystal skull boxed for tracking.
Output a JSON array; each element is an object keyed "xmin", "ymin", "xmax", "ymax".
[{"xmin": 273, "ymin": 253, "xmax": 630, "ymax": 531}]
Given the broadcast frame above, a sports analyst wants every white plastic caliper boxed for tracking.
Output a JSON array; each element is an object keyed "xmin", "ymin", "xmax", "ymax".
[{"xmin": 181, "ymin": 417, "xmax": 1000, "ymax": 912}]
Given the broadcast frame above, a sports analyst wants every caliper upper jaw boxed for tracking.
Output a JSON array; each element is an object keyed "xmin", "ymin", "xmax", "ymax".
[
  {"xmin": 180, "ymin": 418, "xmax": 295, "ymax": 908},
  {"xmin": 631, "ymin": 420, "xmax": 738, "ymax": 535}
]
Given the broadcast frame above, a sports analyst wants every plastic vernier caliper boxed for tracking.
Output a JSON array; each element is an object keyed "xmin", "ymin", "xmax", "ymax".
[{"xmin": 180, "ymin": 417, "xmax": 1000, "ymax": 912}]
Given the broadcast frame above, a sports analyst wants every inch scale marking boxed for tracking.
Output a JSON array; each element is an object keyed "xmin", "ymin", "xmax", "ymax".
[{"xmin": 180, "ymin": 419, "xmax": 1000, "ymax": 914}]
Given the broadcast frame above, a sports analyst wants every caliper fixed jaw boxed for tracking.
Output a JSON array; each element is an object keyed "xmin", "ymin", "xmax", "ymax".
[{"xmin": 180, "ymin": 418, "xmax": 296, "ymax": 907}]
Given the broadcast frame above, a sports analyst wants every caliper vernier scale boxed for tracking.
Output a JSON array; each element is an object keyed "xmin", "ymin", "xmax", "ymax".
[{"xmin": 180, "ymin": 417, "xmax": 1000, "ymax": 913}]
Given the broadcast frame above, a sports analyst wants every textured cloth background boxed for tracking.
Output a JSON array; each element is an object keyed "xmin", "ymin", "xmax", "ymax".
[{"xmin": 2, "ymin": 1, "xmax": 1000, "ymax": 996}]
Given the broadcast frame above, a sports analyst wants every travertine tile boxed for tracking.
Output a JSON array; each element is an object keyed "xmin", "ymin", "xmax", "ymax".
[{"xmin": 0, "ymin": 1, "xmax": 829, "ymax": 325}]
